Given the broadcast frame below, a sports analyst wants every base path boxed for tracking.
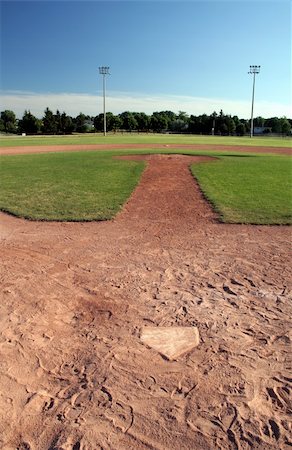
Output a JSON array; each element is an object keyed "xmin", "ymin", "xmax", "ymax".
[
  {"xmin": 0, "ymin": 153, "xmax": 291, "ymax": 449},
  {"xmin": 0, "ymin": 142, "xmax": 291, "ymax": 155}
]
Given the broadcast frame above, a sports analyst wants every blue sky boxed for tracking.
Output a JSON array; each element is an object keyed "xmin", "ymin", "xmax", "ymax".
[{"xmin": 1, "ymin": 0, "xmax": 291, "ymax": 118}]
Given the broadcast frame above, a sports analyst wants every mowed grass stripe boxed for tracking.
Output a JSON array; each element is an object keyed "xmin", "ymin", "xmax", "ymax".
[
  {"xmin": 0, "ymin": 151, "xmax": 145, "ymax": 221},
  {"xmin": 191, "ymin": 155, "xmax": 292, "ymax": 224}
]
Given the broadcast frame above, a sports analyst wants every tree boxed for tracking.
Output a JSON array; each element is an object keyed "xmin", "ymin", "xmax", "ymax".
[
  {"xmin": 133, "ymin": 112, "xmax": 150, "ymax": 131},
  {"xmin": 213, "ymin": 111, "xmax": 236, "ymax": 136},
  {"xmin": 150, "ymin": 112, "xmax": 168, "ymax": 132},
  {"xmin": 169, "ymin": 119, "xmax": 188, "ymax": 132},
  {"xmin": 0, "ymin": 116, "xmax": 5, "ymax": 133},
  {"xmin": 18, "ymin": 110, "xmax": 41, "ymax": 134},
  {"xmin": 188, "ymin": 115, "xmax": 201, "ymax": 134},
  {"xmin": 265, "ymin": 117, "xmax": 281, "ymax": 133},
  {"xmin": 219, "ymin": 123, "xmax": 228, "ymax": 136},
  {"xmin": 243, "ymin": 119, "xmax": 250, "ymax": 134},
  {"xmin": 200, "ymin": 114, "xmax": 212, "ymax": 134},
  {"xmin": 161, "ymin": 110, "xmax": 176, "ymax": 125},
  {"xmin": 42, "ymin": 108, "xmax": 57, "ymax": 134},
  {"xmin": 104, "ymin": 112, "xmax": 116, "ymax": 132},
  {"xmin": 93, "ymin": 113, "xmax": 104, "ymax": 132},
  {"xmin": 60, "ymin": 112, "xmax": 74, "ymax": 134},
  {"xmin": 209, "ymin": 112, "xmax": 218, "ymax": 135},
  {"xmin": 254, "ymin": 116, "xmax": 265, "ymax": 127},
  {"xmin": 177, "ymin": 111, "xmax": 189, "ymax": 121},
  {"xmin": 94, "ymin": 112, "xmax": 121, "ymax": 132},
  {"xmin": 1, "ymin": 110, "xmax": 17, "ymax": 133},
  {"xmin": 236, "ymin": 122, "xmax": 245, "ymax": 136},
  {"xmin": 119, "ymin": 112, "xmax": 138, "ymax": 131},
  {"xmin": 54, "ymin": 110, "xmax": 62, "ymax": 134},
  {"xmin": 232, "ymin": 115, "xmax": 240, "ymax": 126},
  {"xmin": 111, "ymin": 115, "xmax": 122, "ymax": 132},
  {"xmin": 226, "ymin": 116, "xmax": 236, "ymax": 135},
  {"xmin": 279, "ymin": 117, "xmax": 291, "ymax": 135},
  {"xmin": 75, "ymin": 113, "xmax": 90, "ymax": 133},
  {"xmin": 169, "ymin": 111, "xmax": 189, "ymax": 133}
]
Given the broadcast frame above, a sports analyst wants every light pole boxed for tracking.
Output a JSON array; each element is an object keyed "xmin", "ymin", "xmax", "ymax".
[
  {"xmin": 99, "ymin": 66, "xmax": 110, "ymax": 136},
  {"xmin": 248, "ymin": 65, "xmax": 260, "ymax": 138}
]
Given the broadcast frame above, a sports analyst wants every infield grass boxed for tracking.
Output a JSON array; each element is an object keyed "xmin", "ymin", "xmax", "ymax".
[
  {"xmin": 191, "ymin": 154, "xmax": 292, "ymax": 224},
  {"xmin": 0, "ymin": 149, "xmax": 291, "ymax": 224},
  {"xmin": 0, "ymin": 152, "xmax": 145, "ymax": 221}
]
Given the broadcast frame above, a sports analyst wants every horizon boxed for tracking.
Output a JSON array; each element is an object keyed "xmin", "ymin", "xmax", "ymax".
[
  {"xmin": 1, "ymin": 90, "xmax": 292, "ymax": 120},
  {"xmin": 1, "ymin": 97, "xmax": 291, "ymax": 122}
]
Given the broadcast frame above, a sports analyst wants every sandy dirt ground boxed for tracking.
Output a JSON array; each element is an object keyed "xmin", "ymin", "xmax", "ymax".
[
  {"xmin": 0, "ymin": 149, "xmax": 291, "ymax": 450},
  {"xmin": 0, "ymin": 143, "xmax": 291, "ymax": 156}
]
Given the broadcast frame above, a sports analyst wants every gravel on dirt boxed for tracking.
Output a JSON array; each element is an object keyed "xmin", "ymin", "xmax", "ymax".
[{"xmin": 0, "ymin": 151, "xmax": 291, "ymax": 450}]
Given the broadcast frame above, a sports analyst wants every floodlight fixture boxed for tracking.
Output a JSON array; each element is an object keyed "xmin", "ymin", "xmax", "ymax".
[
  {"xmin": 99, "ymin": 66, "xmax": 110, "ymax": 136},
  {"xmin": 248, "ymin": 65, "xmax": 261, "ymax": 138},
  {"xmin": 99, "ymin": 66, "xmax": 110, "ymax": 75}
]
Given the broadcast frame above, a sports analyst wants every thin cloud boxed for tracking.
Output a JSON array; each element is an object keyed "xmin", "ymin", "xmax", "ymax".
[{"xmin": 0, "ymin": 90, "xmax": 291, "ymax": 119}]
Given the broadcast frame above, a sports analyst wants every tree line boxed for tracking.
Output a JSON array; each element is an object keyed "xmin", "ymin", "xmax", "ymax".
[{"xmin": 1, "ymin": 108, "xmax": 291, "ymax": 136}]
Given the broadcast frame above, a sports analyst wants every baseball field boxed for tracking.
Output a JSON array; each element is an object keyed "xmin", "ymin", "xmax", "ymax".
[{"xmin": 0, "ymin": 134, "xmax": 291, "ymax": 449}]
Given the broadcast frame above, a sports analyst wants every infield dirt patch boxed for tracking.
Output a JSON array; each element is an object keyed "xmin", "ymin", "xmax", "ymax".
[
  {"xmin": 0, "ymin": 152, "xmax": 291, "ymax": 449},
  {"xmin": 1, "ymin": 142, "xmax": 291, "ymax": 155}
]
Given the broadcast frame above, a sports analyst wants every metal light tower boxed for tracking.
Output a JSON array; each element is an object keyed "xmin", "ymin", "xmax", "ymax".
[
  {"xmin": 248, "ymin": 65, "xmax": 260, "ymax": 138},
  {"xmin": 99, "ymin": 66, "xmax": 110, "ymax": 136}
]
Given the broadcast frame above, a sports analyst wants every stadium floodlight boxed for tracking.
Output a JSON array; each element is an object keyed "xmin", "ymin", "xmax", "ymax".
[
  {"xmin": 99, "ymin": 66, "xmax": 110, "ymax": 136},
  {"xmin": 248, "ymin": 65, "xmax": 261, "ymax": 138}
]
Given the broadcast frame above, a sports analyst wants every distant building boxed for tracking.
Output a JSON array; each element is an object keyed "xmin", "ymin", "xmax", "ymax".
[
  {"xmin": 254, "ymin": 126, "xmax": 271, "ymax": 135},
  {"xmin": 84, "ymin": 120, "xmax": 95, "ymax": 131}
]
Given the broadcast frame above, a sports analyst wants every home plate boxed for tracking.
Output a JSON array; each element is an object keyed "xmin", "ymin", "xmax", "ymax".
[{"xmin": 140, "ymin": 327, "xmax": 200, "ymax": 360}]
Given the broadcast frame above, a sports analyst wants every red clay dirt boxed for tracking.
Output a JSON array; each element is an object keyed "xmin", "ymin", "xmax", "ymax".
[
  {"xmin": 0, "ymin": 142, "xmax": 291, "ymax": 155},
  {"xmin": 0, "ymin": 150, "xmax": 291, "ymax": 450}
]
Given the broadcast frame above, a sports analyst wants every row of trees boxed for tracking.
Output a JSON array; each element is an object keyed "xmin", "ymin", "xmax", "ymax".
[
  {"xmin": 1, "ymin": 108, "xmax": 291, "ymax": 136},
  {"xmin": 0, "ymin": 109, "xmax": 91, "ymax": 135}
]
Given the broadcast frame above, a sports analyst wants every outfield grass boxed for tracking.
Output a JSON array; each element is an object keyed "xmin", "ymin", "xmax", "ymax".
[
  {"xmin": 0, "ymin": 148, "xmax": 291, "ymax": 224},
  {"xmin": 0, "ymin": 133, "xmax": 291, "ymax": 148}
]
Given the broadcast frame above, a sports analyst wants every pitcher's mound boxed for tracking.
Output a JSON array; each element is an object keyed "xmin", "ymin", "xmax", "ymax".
[{"xmin": 141, "ymin": 326, "xmax": 200, "ymax": 360}]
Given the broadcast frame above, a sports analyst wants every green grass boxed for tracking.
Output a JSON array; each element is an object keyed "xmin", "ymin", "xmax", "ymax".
[
  {"xmin": 0, "ymin": 151, "xmax": 145, "ymax": 220},
  {"xmin": 0, "ymin": 148, "xmax": 291, "ymax": 224},
  {"xmin": 0, "ymin": 133, "xmax": 291, "ymax": 148},
  {"xmin": 191, "ymin": 155, "xmax": 292, "ymax": 224}
]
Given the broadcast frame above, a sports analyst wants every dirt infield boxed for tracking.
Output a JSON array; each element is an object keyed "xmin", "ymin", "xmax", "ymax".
[
  {"xmin": 0, "ymin": 142, "xmax": 291, "ymax": 155},
  {"xmin": 0, "ymin": 150, "xmax": 291, "ymax": 449}
]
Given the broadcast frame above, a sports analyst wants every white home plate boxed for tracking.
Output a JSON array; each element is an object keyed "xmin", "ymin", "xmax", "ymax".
[{"xmin": 140, "ymin": 327, "xmax": 200, "ymax": 360}]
